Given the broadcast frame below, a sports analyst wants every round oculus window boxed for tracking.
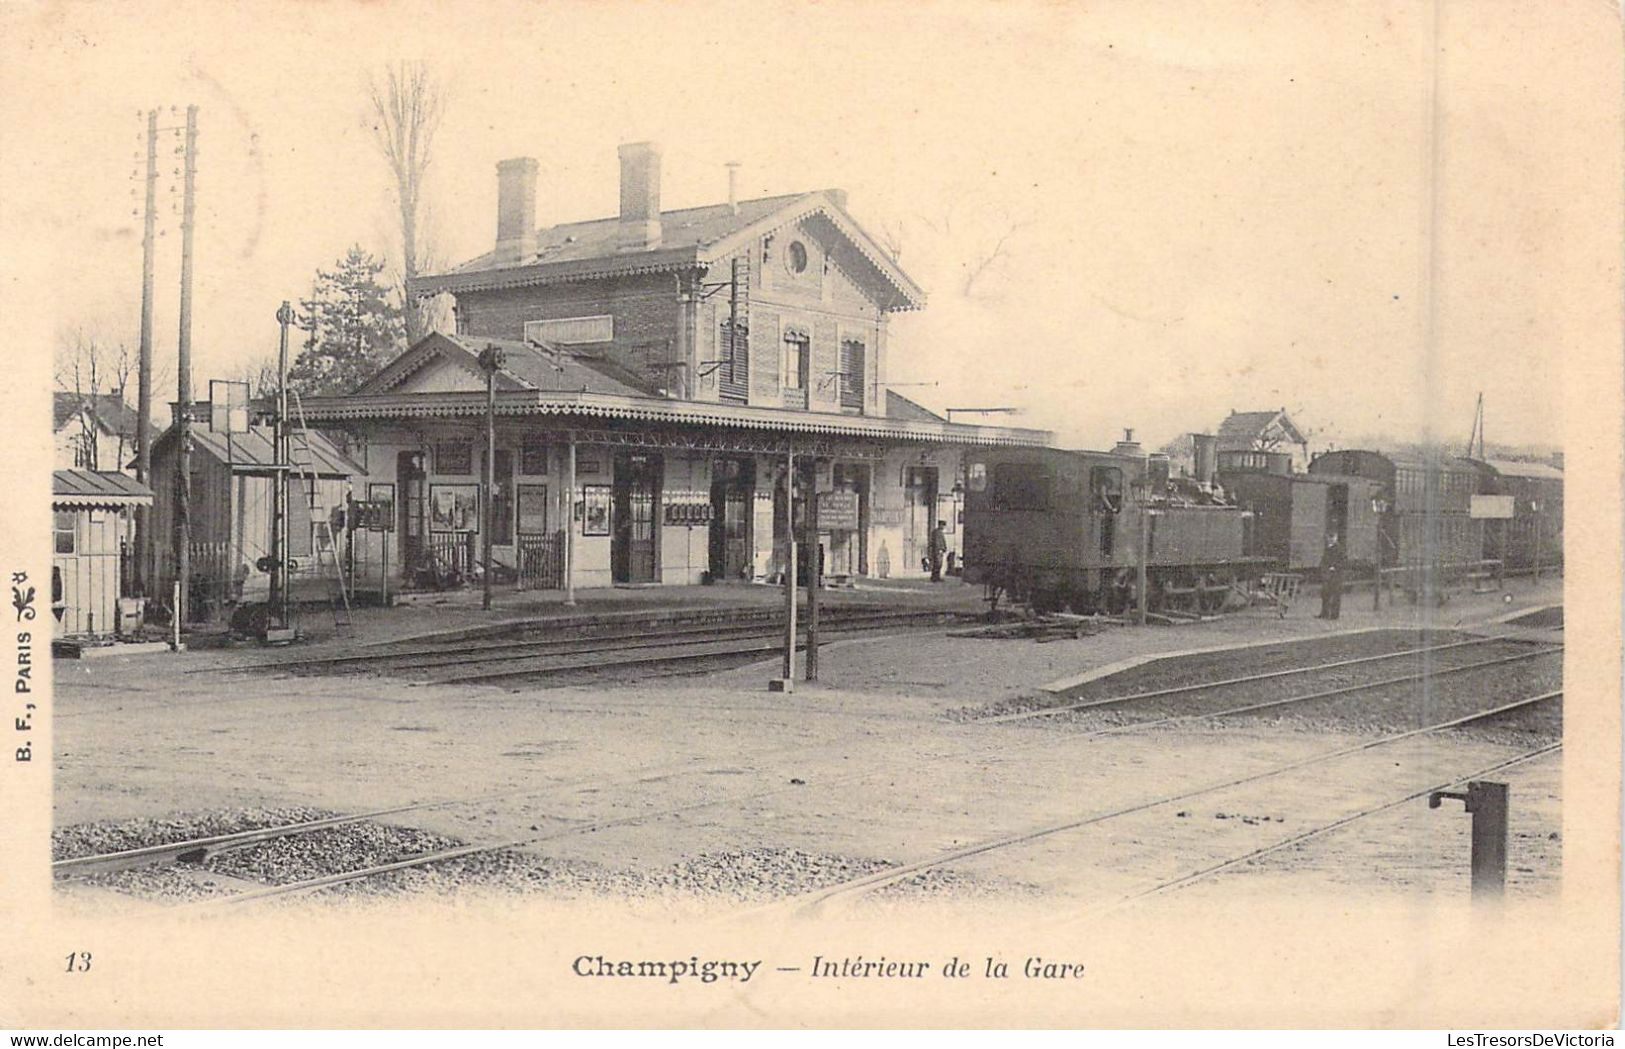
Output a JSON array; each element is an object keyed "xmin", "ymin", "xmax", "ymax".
[{"xmin": 787, "ymin": 240, "xmax": 809, "ymax": 274}]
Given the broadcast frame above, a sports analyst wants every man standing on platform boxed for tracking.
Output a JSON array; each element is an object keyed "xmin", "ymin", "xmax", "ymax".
[
  {"xmin": 1319, "ymin": 531, "xmax": 1345, "ymax": 619},
  {"xmin": 928, "ymin": 520, "xmax": 947, "ymax": 583}
]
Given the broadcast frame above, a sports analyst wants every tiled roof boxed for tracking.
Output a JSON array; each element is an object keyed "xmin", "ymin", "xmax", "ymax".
[
  {"xmin": 52, "ymin": 469, "xmax": 153, "ymax": 507},
  {"xmin": 1217, "ymin": 409, "xmax": 1305, "ymax": 447},
  {"xmin": 448, "ymin": 193, "xmax": 806, "ymax": 276},
  {"xmin": 447, "ymin": 335, "xmax": 658, "ymax": 398},
  {"xmin": 410, "ymin": 189, "xmax": 924, "ymax": 311},
  {"xmin": 356, "ymin": 333, "xmax": 660, "ymax": 399}
]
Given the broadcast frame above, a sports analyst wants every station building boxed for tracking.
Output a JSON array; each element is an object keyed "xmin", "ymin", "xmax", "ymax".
[{"xmin": 299, "ymin": 142, "xmax": 1050, "ymax": 592}]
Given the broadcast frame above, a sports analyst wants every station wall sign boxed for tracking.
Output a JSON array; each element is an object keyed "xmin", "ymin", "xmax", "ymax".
[{"xmin": 817, "ymin": 491, "xmax": 861, "ymax": 530}]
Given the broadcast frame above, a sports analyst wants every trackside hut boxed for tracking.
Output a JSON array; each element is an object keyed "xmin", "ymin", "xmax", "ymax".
[
  {"xmin": 146, "ymin": 423, "xmax": 361, "ymax": 612},
  {"xmin": 51, "ymin": 469, "xmax": 152, "ymax": 637},
  {"xmin": 295, "ymin": 141, "xmax": 1049, "ymax": 590}
]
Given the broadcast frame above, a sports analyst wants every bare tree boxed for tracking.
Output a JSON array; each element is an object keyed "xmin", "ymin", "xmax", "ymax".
[
  {"xmin": 105, "ymin": 342, "xmax": 136, "ymax": 472},
  {"xmin": 55, "ymin": 328, "xmax": 105, "ymax": 469},
  {"xmin": 234, "ymin": 352, "xmax": 281, "ymax": 401},
  {"xmin": 956, "ymin": 219, "xmax": 1028, "ymax": 299},
  {"xmin": 367, "ymin": 61, "xmax": 446, "ymax": 345},
  {"xmin": 889, "ymin": 194, "xmax": 1033, "ymax": 301}
]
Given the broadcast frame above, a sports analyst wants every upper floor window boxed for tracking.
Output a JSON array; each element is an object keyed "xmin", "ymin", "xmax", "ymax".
[{"xmin": 782, "ymin": 331, "xmax": 810, "ymax": 391}]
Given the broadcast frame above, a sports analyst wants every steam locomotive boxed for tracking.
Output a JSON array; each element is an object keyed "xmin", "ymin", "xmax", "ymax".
[
  {"xmin": 963, "ymin": 436, "xmax": 1563, "ymax": 615},
  {"xmin": 961, "ymin": 437, "xmax": 1267, "ymax": 615}
]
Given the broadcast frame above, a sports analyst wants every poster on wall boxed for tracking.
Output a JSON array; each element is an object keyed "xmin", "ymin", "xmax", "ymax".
[
  {"xmin": 581, "ymin": 484, "xmax": 611, "ymax": 536},
  {"xmin": 517, "ymin": 483, "xmax": 549, "ymax": 535},
  {"xmin": 429, "ymin": 484, "xmax": 480, "ymax": 531}
]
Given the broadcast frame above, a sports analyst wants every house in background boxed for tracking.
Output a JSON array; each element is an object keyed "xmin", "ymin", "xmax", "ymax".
[
  {"xmin": 299, "ymin": 141, "xmax": 1049, "ymax": 593},
  {"xmin": 51, "ymin": 469, "xmax": 152, "ymax": 638},
  {"xmin": 54, "ymin": 391, "xmax": 149, "ymax": 473},
  {"xmin": 1216, "ymin": 409, "xmax": 1311, "ymax": 473}
]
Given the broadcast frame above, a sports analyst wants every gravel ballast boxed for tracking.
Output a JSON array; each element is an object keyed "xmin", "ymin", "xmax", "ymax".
[
  {"xmin": 54, "ymin": 810, "xmax": 1021, "ymax": 905},
  {"xmin": 955, "ymin": 633, "xmax": 1545, "ymax": 723}
]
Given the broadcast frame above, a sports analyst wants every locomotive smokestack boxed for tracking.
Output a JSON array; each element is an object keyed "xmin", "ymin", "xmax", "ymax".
[{"xmin": 1192, "ymin": 433, "xmax": 1218, "ymax": 485}]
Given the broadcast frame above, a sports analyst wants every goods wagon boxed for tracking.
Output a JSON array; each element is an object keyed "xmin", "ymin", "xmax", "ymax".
[{"xmin": 1216, "ymin": 450, "xmax": 1383, "ymax": 574}]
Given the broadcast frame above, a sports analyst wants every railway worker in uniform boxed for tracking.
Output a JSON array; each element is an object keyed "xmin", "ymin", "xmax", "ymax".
[
  {"xmin": 1319, "ymin": 531, "xmax": 1345, "ymax": 620},
  {"xmin": 928, "ymin": 520, "xmax": 948, "ymax": 583}
]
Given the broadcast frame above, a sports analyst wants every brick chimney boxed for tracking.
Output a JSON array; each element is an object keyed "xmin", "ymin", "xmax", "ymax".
[
  {"xmin": 494, "ymin": 157, "xmax": 539, "ymax": 265},
  {"xmin": 617, "ymin": 141, "xmax": 662, "ymax": 251}
]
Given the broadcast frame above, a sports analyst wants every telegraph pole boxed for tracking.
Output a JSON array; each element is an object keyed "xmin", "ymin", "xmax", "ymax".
[
  {"xmin": 135, "ymin": 109, "xmax": 157, "ymax": 596},
  {"xmin": 173, "ymin": 104, "xmax": 198, "ymax": 627}
]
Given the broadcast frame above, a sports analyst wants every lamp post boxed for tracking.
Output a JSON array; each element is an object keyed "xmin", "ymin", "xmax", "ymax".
[
  {"xmin": 1530, "ymin": 500, "xmax": 1542, "ymax": 584},
  {"xmin": 1134, "ymin": 480, "xmax": 1153, "ymax": 626},
  {"xmin": 477, "ymin": 345, "xmax": 506, "ymax": 612},
  {"xmin": 272, "ymin": 301, "xmax": 295, "ymax": 630}
]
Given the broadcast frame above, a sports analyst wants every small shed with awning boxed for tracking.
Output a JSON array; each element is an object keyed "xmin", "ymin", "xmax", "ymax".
[{"xmin": 51, "ymin": 469, "xmax": 153, "ymax": 637}]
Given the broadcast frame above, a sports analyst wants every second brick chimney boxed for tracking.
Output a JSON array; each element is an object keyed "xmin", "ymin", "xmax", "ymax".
[
  {"xmin": 617, "ymin": 141, "xmax": 662, "ymax": 251},
  {"xmin": 494, "ymin": 157, "xmax": 539, "ymax": 265}
]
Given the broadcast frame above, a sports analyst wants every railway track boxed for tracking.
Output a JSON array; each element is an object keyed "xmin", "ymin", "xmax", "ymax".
[
  {"xmin": 977, "ymin": 636, "xmax": 1559, "ymax": 726},
  {"xmin": 216, "ymin": 608, "xmax": 963, "ymax": 684},
  {"xmin": 1114, "ymin": 739, "xmax": 1561, "ymax": 906},
  {"xmin": 59, "ymin": 634, "xmax": 1561, "ymax": 906},
  {"xmin": 782, "ymin": 689, "xmax": 1563, "ymax": 915}
]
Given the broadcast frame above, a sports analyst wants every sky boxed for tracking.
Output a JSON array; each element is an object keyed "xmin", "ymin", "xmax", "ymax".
[{"xmin": 4, "ymin": 0, "xmax": 1617, "ymax": 453}]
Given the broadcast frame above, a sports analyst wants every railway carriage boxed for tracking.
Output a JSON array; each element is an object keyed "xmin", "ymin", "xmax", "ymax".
[
  {"xmin": 1307, "ymin": 450, "xmax": 1487, "ymax": 575},
  {"xmin": 962, "ymin": 445, "xmax": 1265, "ymax": 615},
  {"xmin": 1461, "ymin": 458, "xmax": 1564, "ymax": 575}
]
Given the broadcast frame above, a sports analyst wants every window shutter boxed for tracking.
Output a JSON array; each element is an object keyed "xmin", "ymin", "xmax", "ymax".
[{"xmin": 839, "ymin": 340, "xmax": 865, "ymax": 410}]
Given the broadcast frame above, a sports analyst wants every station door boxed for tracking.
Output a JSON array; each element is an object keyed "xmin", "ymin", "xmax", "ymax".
[{"xmin": 613, "ymin": 453, "xmax": 661, "ymax": 584}]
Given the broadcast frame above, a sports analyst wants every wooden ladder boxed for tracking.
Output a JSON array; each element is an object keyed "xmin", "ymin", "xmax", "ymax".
[{"xmin": 289, "ymin": 390, "xmax": 353, "ymax": 633}]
